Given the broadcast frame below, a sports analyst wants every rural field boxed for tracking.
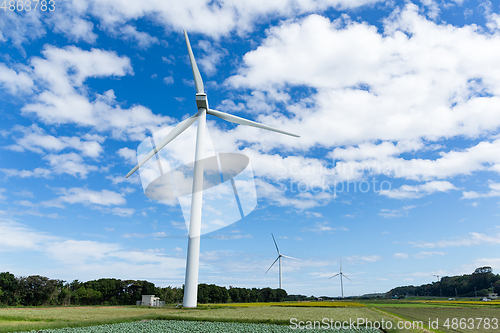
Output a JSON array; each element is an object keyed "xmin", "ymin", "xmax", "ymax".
[
  {"xmin": 367, "ymin": 299, "xmax": 500, "ymax": 333},
  {"xmin": 8, "ymin": 320, "xmax": 382, "ymax": 333},
  {"xmin": 0, "ymin": 300, "xmax": 498, "ymax": 333},
  {"xmin": 0, "ymin": 302, "xmax": 416, "ymax": 333}
]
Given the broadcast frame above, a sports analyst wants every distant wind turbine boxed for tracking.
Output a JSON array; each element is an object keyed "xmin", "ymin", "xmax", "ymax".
[
  {"xmin": 125, "ymin": 31, "xmax": 299, "ymax": 308},
  {"xmin": 329, "ymin": 259, "xmax": 351, "ymax": 298},
  {"xmin": 265, "ymin": 234, "xmax": 301, "ymax": 289},
  {"xmin": 432, "ymin": 274, "xmax": 440, "ymax": 282}
]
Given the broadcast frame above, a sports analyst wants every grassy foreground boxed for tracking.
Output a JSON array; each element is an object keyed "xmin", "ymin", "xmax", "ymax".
[
  {"xmin": 372, "ymin": 306, "xmax": 500, "ymax": 333},
  {"xmin": 11, "ymin": 319, "xmax": 382, "ymax": 333},
  {"xmin": 0, "ymin": 303, "xmax": 406, "ymax": 333}
]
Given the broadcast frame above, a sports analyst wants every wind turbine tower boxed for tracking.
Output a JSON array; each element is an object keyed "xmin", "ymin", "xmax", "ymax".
[
  {"xmin": 329, "ymin": 259, "xmax": 351, "ymax": 298},
  {"xmin": 126, "ymin": 31, "xmax": 299, "ymax": 307},
  {"xmin": 265, "ymin": 234, "xmax": 301, "ymax": 289}
]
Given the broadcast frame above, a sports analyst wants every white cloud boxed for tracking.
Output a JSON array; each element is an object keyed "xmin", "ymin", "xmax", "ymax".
[
  {"xmin": 474, "ymin": 257, "xmax": 500, "ymax": 271},
  {"xmin": 4, "ymin": 2, "xmax": 500, "ymax": 215},
  {"xmin": 303, "ymin": 221, "xmax": 348, "ymax": 233},
  {"xmin": 379, "ymin": 181, "xmax": 457, "ymax": 199},
  {"xmin": 42, "ymin": 187, "xmax": 126, "ymax": 208},
  {"xmin": 0, "ymin": 219, "xmax": 57, "ymax": 251},
  {"xmin": 209, "ymin": 234, "xmax": 253, "ymax": 240},
  {"xmin": 45, "ymin": 240, "xmax": 122, "ymax": 264},
  {"xmin": 111, "ymin": 207, "xmax": 135, "ymax": 217},
  {"xmin": 484, "ymin": 0, "xmax": 500, "ymax": 33},
  {"xmin": 393, "ymin": 253, "xmax": 408, "ymax": 259},
  {"xmin": 0, "ymin": 11, "xmax": 45, "ymax": 51},
  {"xmin": 44, "ymin": 153, "xmax": 98, "ymax": 178},
  {"xmin": 123, "ymin": 232, "xmax": 171, "ymax": 239},
  {"xmin": 15, "ymin": 45, "xmax": 173, "ymax": 141},
  {"xmin": 45, "ymin": 0, "xmax": 97, "ymax": 43},
  {"xmin": 379, "ymin": 205, "xmax": 416, "ymax": 218},
  {"xmin": 163, "ymin": 76, "xmax": 174, "ymax": 85},
  {"xmin": 462, "ymin": 182, "xmax": 500, "ymax": 199},
  {"xmin": 118, "ymin": 25, "xmax": 159, "ymax": 49},
  {"xmin": 87, "ymin": 0, "xmax": 382, "ymax": 38},
  {"xmin": 414, "ymin": 251, "xmax": 445, "ymax": 259},
  {"xmin": 196, "ymin": 41, "xmax": 228, "ymax": 76},
  {"xmin": 162, "ymin": 56, "xmax": 175, "ymax": 65},
  {"xmin": 8, "ymin": 125, "xmax": 104, "ymax": 158},
  {"xmin": 0, "ymin": 188, "xmax": 7, "ymax": 201},
  {"xmin": 0, "ymin": 167, "xmax": 51, "ymax": 178},
  {"xmin": 331, "ymin": 141, "xmax": 423, "ymax": 161},
  {"xmin": 256, "ymin": 179, "xmax": 333, "ymax": 209},
  {"xmin": 216, "ymin": 4, "xmax": 500, "ymax": 193},
  {"xmin": 0, "ymin": 63, "xmax": 34, "ymax": 94},
  {"xmin": 346, "ymin": 255, "xmax": 382, "ymax": 263},
  {"xmin": 420, "ymin": 0, "xmax": 440, "ymax": 19},
  {"xmin": 118, "ymin": 147, "xmax": 137, "ymax": 165},
  {"xmin": 228, "ymin": 6, "xmax": 500, "ymax": 146},
  {"xmin": 413, "ymin": 231, "xmax": 500, "ymax": 248},
  {"xmin": 0, "ymin": 219, "xmax": 186, "ymax": 280}
]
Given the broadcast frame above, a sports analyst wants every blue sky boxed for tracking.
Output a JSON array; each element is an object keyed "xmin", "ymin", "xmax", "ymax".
[{"xmin": 1, "ymin": 0, "xmax": 500, "ymax": 298}]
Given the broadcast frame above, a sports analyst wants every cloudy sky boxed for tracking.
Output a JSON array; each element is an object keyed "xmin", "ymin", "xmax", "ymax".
[{"xmin": 1, "ymin": 0, "xmax": 500, "ymax": 297}]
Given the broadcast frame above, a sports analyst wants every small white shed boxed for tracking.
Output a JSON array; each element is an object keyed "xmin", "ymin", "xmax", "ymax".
[{"xmin": 141, "ymin": 295, "xmax": 160, "ymax": 306}]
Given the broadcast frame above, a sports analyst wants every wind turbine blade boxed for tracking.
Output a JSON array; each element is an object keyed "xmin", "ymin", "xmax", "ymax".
[
  {"xmin": 183, "ymin": 30, "xmax": 204, "ymax": 94},
  {"xmin": 342, "ymin": 274, "xmax": 352, "ymax": 282},
  {"xmin": 281, "ymin": 255, "xmax": 302, "ymax": 261},
  {"xmin": 125, "ymin": 114, "xmax": 198, "ymax": 178},
  {"xmin": 329, "ymin": 273, "xmax": 340, "ymax": 279},
  {"xmin": 265, "ymin": 256, "xmax": 280, "ymax": 274},
  {"xmin": 208, "ymin": 109, "xmax": 299, "ymax": 138},
  {"xmin": 271, "ymin": 233, "xmax": 280, "ymax": 254}
]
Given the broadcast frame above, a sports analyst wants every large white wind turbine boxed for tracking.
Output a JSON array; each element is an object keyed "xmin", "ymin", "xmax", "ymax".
[
  {"xmin": 329, "ymin": 259, "xmax": 351, "ymax": 298},
  {"xmin": 125, "ymin": 31, "xmax": 299, "ymax": 308},
  {"xmin": 265, "ymin": 233, "xmax": 301, "ymax": 289}
]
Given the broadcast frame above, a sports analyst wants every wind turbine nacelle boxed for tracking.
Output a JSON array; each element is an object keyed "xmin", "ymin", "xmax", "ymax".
[{"xmin": 196, "ymin": 93, "xmax": 209, "ymax": 110}]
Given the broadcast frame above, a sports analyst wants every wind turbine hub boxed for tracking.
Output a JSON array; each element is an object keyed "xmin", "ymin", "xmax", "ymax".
[{"xmin": 196, "ymin": 93, "xmax": 209, "ymax": 110}]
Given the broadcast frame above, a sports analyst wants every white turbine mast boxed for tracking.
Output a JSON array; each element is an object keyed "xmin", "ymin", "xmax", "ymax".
[
  {"xmin": 432, "ymin": 274, "xmax": 440, "ymax": 282},
  {"xmin": 329, "ymin": 259, "xmax": 352, "ymax": 298},
  {"xmin": 265, "ymin": 233, "xmax": 301, "ymax": 289},
  {"xmin": 125, "ymin": 31, "xmax": 299, "ymax": 308}
]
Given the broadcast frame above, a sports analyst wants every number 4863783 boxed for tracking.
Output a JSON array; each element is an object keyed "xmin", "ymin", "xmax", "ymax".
[{"xmin": 1, "ymin": 0, "xmax": 55, "ymax": 11}]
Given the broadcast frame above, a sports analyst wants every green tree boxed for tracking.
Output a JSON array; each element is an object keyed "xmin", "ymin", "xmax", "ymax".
[
  {"xmin": 18, "ymin": 275, "xmax": 57, "ymax": 306},
  {"xmin": 197, "ymin": 284, "xmax": 210, "ymax": 303},
  {"xmin": 0, "ymin": 272, "xmax": 19, "ymax": 305},
  {"xmin": 260, "ymin": 287, "xmax": 275, "ymax": 302},
  {"xmin": 228, "ymin": 287, "xmax": 240, "ymax": 303},
  {"xmin": 275, "ymin": 288, "xmax": 287, "ymax": 302}
]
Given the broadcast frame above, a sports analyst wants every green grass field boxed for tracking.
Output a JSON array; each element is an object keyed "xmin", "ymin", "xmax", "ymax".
[
  {"xmin": 0, "ymin": 303, "xmax": 408, "ymax": 333},
  {"xmin": 369, "ymin": 303, "xmax": 500, "ymax": 333},
  {"xmin": 361, "ymin": 299, "xmax": 500, "ymax": 308},
  {"xmin": 4, "ymin": 299, "xmax": 496, "ymax": 333},
  {"xmin": 203, "ymin": 301, "xmax": 365, "ymax": 307},
  {"xmin": 10, "ymin": 320, "xmax": 383, "ymax": 333}
]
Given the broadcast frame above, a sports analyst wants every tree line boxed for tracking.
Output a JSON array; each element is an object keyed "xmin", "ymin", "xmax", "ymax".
[
  {"xmin": 202, "ymin": 284, "xmax": 287, "ymax": 303},
  {"xmin": 0, "ymin": 272, "xmax": 286, "ymax": 306},
  {"xmin": 386, "ymin": 266, "xmax": 500, "ymax": 298}
]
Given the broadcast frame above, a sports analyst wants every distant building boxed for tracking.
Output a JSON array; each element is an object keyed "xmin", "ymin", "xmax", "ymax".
[
  {"xmin": 488, "ymin": 293, "xmax": 498, "ymax": 300},
  {"xmin": 136, "ymin": 295, "xmax": 164, "ymax": 307}
]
